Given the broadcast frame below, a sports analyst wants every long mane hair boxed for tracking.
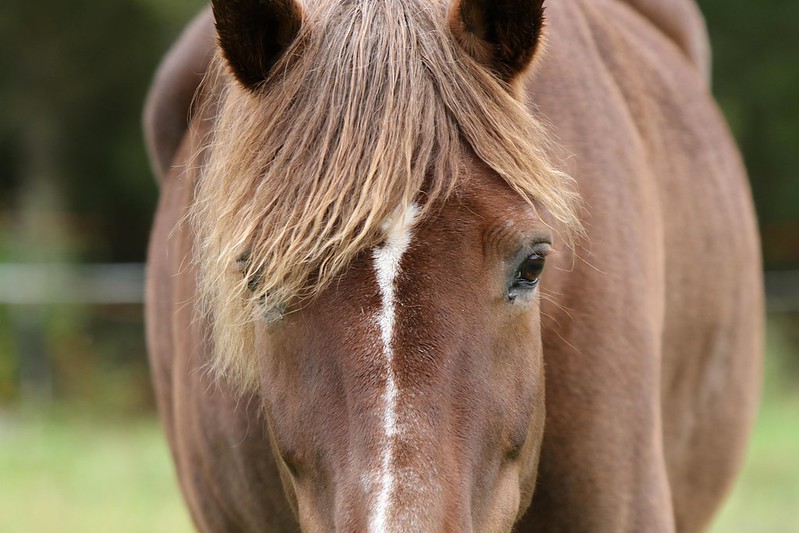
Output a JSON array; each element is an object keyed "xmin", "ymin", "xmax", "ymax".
[{"xmin": 191, "ymin": 0, "xmax": 581, "ymax": 389}]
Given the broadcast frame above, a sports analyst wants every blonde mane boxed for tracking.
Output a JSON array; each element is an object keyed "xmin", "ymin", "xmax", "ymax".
[{"xmin": 191, "ymin": 0, "xmax": 581, "ymax": 390}]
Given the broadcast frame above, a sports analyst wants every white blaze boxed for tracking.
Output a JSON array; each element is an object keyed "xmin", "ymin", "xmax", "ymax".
[{"xmin": 370, "ymin": 203, "xmax": 420, "ymax": 533}]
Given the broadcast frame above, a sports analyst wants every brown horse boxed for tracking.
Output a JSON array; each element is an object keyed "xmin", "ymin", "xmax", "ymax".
[{"xmin": 144, "ymin": 0, "xmax": 763, "ymax": 531}]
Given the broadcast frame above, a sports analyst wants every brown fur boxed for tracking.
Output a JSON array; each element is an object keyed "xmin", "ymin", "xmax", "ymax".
[{"xmin": 145, "ymin": 0, "xmax": 762, "ymax": 531}]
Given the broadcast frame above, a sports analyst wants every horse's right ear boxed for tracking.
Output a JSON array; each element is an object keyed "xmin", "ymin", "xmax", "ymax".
[
  {"xmin": 449, "ymin": 0, "xmax": 546, "ymax": 84},
  {"xmin": 211, "ymin": 0, "xmax": 303, "ymax": 92}
]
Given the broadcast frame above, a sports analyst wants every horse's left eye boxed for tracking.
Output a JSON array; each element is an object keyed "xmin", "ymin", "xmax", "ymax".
[{"xmin": 514, "ymin": 254, "xmax": 545, "ymax": 287}]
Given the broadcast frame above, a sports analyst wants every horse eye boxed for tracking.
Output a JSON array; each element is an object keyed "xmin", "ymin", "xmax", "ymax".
[{"xmin": 515, "ymin": 254, "xmax": 545, "ymax": 286}]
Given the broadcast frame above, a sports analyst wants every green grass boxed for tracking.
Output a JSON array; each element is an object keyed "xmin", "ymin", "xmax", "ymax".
[
  {"xmin": 712, "ymin": 401, "xmax": 799, "ymax": 532},
  {"xmin": 710, "ymin": 393, "xmax": 799, "ymax": 532},
  {"xmin": 0, "ymin": 411, "xmax": 193, "ymax": 533},
  {"xmin": 710, "ymin": 320, "xmax": 799, "ymax": 533}
]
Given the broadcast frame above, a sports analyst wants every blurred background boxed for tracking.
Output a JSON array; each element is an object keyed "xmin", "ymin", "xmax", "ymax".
[{"xmin": 0, "ymin": 1, "xmax": 796, "ymax": 531}]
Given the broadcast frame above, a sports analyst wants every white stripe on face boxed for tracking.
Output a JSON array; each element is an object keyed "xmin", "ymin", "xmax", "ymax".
[{"xmin": 369, "ymin": 203, "xmax": 420, "ymax": 533}]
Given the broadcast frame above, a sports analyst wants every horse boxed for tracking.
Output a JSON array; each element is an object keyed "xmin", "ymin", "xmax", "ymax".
[{"xmin": 144, "ymin": 0, "xmax": 763, "ymax": 531}]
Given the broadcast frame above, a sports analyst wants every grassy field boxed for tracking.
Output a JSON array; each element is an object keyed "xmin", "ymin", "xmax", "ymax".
[
  {"xmin": 710, "ymin": 390, "xmax": 799, "ymax": 532},
  {"xmin": 0, "ymin": 411, "xmax": 193, "ymax": 533},
  {"xmin": 709, "ymin": 322, "xmax": 799, "ymax": 533},
  {"xmin": 1, "ymin": 348, "xmax": 797, "ymax": 532}
]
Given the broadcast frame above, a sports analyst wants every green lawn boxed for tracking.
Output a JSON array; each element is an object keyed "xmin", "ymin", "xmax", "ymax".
[
  {"xmin": 710, "ymin": 391, "xmax": 799, "ymax": 532},
  {"xmin": 0, "ymin": 388, "xmax": 796, "ymax": 532},
  {"xmin": 0, "ymin": 412, "xmax": 193, "ymax": 533},
  {"xmin": 710, "ymin": 322, "xmax": 799, "ymax": 533}
]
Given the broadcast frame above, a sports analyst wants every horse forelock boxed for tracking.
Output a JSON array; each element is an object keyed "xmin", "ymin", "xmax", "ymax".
[{"xmin": 190, "ymin": 0, "xmax": 582, "ymax": 390}]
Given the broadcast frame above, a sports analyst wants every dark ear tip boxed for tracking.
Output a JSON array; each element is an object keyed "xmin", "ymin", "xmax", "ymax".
[
  {"xmin": 212, "ymin": 0, "xmax": 303, "ymax": 92},
  {"xmin": 450, "ymin": 0, "xmax": 547, "ymax": 83}
]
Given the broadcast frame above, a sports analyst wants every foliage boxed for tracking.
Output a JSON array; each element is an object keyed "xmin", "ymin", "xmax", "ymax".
[
  {"xmin": 698, "ymin": 0, "xmax": 799, "ymax": 266},
  {"xmin": 0, "ymin": 0, "xmax": 199, "ymax": 262},
  {"xmin": 0, "ymin": 0, "xmax": 201, "ymax": 407}
]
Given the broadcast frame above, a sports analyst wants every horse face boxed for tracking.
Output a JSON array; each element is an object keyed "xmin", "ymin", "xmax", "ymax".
[
  {"xmin": 255, "ymin": 167, "xmax": 551, "ymax": 531},
  {"xmin": 207, "ymin": 0, "xmax": 557, "ymax": 528}
]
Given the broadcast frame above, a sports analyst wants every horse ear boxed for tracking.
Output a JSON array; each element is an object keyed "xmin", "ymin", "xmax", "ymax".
[
  {"xmin": 211, "ymin": 0, "xmax": 303, "ymax": 91},
  {"xmin": 449, "ymin": 0, "xmax": 546, "ymax": 83}
]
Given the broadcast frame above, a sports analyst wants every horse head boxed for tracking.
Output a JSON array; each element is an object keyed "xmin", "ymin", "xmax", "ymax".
[{"xmin": 193, "ymin": 0, "xmax": 580, "ymax": 529}]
